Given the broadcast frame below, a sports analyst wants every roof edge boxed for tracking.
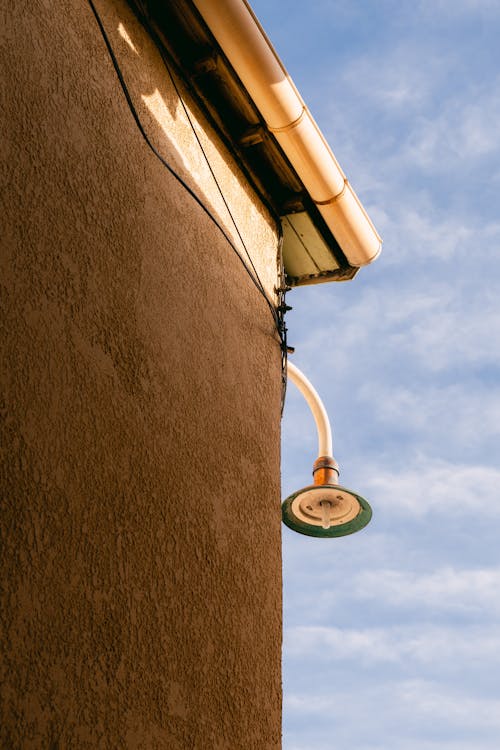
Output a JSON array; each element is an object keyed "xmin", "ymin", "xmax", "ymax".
[{"xmin": 191, "ymin": 0, "xmax": 382, "ymax": 268}]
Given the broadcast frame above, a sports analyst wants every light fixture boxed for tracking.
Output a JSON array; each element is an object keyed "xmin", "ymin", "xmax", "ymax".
[{"xmin": 282, "ymin": 361, "xmax": 372, "ymax": 538}]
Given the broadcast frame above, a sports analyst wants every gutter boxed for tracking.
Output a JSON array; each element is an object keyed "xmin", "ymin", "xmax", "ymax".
[{"xmin": 191, "ymin": 0, "xmax": 382, "ymax": 267}]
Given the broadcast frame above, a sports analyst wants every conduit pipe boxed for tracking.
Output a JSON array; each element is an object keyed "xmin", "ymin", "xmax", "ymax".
[
  {"xmin": 287, "ymin": 361, "xmax": 332, "ymax": 458},
  {"xmin": 287, "ymin": 361, "xmax": 338, "ymax": 486},
  {"xmin": 192, "ymin": 0, "xmax": 382, "ymax": 267}
]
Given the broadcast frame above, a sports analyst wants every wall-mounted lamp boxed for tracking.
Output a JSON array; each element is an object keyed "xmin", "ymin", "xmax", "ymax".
[{"xmin": 282, "ymin": 362, "xmax": 372, "ymax": 538}]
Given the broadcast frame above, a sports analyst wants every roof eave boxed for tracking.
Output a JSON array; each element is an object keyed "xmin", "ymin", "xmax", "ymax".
[{"xmin": 192, "ymin": 0, "xmax": 382, "ymax": 275}]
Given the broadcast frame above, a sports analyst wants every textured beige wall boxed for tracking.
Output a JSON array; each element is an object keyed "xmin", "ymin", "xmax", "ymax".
[{"xmin": 1, "ymin": 0, "xmax": 282, "ymax": 747}]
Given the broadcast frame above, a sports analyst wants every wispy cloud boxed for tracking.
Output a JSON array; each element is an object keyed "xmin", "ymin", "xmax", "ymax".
[
  {"xmin": 253, "ymin": 1, "xmax": 500, "ymax": 748},
  {"xmin": 358, "ymin": 386, "xmax": 500, "ymax": 456},
  {"xmin": 285, "ymin": 623, "xmax": 500, "ymax": 665},
  {"xmin": 418, "ymin": 0, "xmax": 500, "ymax": 17},
  {"xmin": 285, "ymin": 680, "xmax": 500, "ymax": 738},
  {"xmin": 359, "ymin": 456, "xmax": 500, "ymax": 518},
  {"xmin": 402, "ymin": 81, "xmax": 500, "ymax": 171},
  {"xmin": 352, "ymin": 565, "xmax": 500, "ymax": 615}
]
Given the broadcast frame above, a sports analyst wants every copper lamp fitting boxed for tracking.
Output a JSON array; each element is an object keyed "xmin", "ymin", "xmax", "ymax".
[{"xmin": 313, "ymin": 455, "xmax": 340, "ymax": 486}]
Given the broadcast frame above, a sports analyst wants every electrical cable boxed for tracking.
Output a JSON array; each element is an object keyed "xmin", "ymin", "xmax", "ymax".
[
  {"xmin": 87, "ymin": 0, "xmax": 284, "ymax": 341},
  {"xmin": 142, "ymin": 13, "xmax": 270, "ymax": 309},
  {"xmin": 134, "ymin": 6, "xmax": 291, "ymax": 391},
  {"xmin": 275, "ymin": 231, "xmax": 290, "ymax": 415}
]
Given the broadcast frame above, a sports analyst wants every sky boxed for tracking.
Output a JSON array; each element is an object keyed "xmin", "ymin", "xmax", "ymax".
[{"xmin": 251, "ymin": 2, "xmax": 500, "ymax": 748}]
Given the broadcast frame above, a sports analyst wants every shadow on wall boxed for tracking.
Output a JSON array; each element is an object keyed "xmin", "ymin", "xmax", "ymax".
[{"xmin": 94, "ymin": 0, "xmax": 278, "ymax": 294}]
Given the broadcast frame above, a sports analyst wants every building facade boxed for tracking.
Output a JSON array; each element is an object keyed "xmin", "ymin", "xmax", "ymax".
[
  {"xmin": 2, "ymin": 1, "xmax": 283, "ymax": 746},
  {"xmin": 1, "ymin": 1, "xmax": 379, "ymax": 746}
]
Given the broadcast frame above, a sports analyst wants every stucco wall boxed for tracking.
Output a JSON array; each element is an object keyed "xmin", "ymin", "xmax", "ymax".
[{"xmin": 1, "ymin": 0, "xmax": 283, "ymax": 747}]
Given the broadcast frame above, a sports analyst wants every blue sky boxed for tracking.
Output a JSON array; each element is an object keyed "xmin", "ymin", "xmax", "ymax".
[{"xmin": 251, "ymin": 1, "xmax": 500, "ymax": 748}]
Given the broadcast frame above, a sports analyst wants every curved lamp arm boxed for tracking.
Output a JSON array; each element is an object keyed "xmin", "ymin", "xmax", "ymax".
[
  {"xmin": 287, "ymin": 361, "xmax": 332, "ymax": 457},
  {"xmin": 283, "ymin": 361, "xmax": 372, "ymax": 537}
]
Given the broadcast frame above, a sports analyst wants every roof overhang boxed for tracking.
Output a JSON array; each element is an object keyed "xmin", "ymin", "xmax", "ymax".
[{"xmin": 130, "ymin": 0, "xmax": 382, "ymax": 286}]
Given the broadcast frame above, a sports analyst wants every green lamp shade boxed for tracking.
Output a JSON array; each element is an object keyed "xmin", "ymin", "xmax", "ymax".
[{"xmin": 281, "ymin": 483, "xmax": 372, "ymax": 538}]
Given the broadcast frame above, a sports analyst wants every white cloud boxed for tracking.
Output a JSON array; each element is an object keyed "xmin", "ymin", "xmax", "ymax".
[
  {"xmin": 285, "ymin": 623, "xmax": 500, "ymax": 665},
  {"xmin": 399, "ymin": 679, "xmax": 500, "ymax": 725},
  {"xmin": 418, "ymin": 0, "xmax": 500, "ymax": 17},
  {"xmin": 337, "ymin": 45, "xmax": 446, "ymax": 116},
  {"xmin": 380, "ymin": 205, "xmax": 500, "ymax": 264},
  {"xmin": 358, "ymin": 385, "xmax": 500, "ymax": 454},
  {"xmin": 285, "ymin": 679, "xmax": 500, "ymax": 729},
  {"xmin": 403, "ymin": 82, "xmax": 500, "ymax": 170},
  {"xmin": 362, "ymin": 458, "xmax": 500, "ymax": 517},
  {"xmin": 352, "ymin": 565, "xmax": 500, "ymax": 615},
  {"xmin": 285, "ymin": 741, "xmax": 500, "ymax": 750},
  {"xmin": 292, "ymin": 276, "xmax": 500, "ymax": 393},
  {"xmin": 253, "ymin": 5, "xmax": 500, "ymax": 750},
  {"xmin": 393, "ymin": 297, "xmax": 500, "ymax": 373},
  {"xmin": 284, "ymin": 676, "xmax": 500, "ymax": 750},
  {"xmin": 286, "ymin": 740, "xmax": 500, "ymax": 750}
]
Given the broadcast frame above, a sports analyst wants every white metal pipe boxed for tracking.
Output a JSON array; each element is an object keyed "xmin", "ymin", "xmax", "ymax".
[
  {"xmin": 191, "ymin": 0, "xmax": 382, "ymax": 267},
  {"xmin": 287, "ymin": 361, "xmax": 332, "ymax": 458}
]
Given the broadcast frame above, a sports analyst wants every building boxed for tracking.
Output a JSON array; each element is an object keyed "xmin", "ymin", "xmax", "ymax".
[{"xmin": 1, "ymin": 0, "xmax": 380, "ymax": 746}]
